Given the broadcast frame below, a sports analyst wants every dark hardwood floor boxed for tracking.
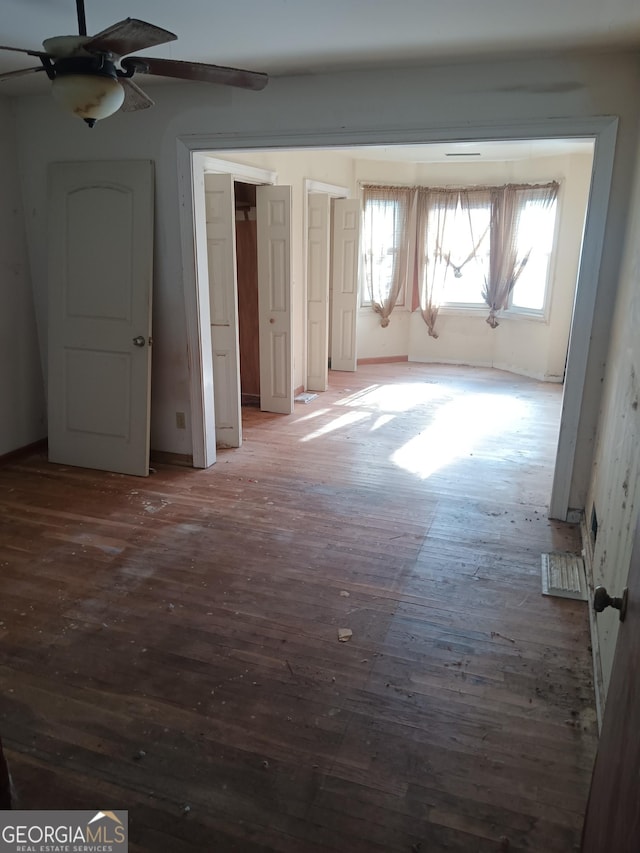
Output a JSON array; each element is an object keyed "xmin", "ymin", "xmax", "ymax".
[{"xmin": 0, "ymin": 364, "xmax": 596, "ymax": 852}]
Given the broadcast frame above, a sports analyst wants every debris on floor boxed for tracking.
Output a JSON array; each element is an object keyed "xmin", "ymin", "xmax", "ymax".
[
  {"xmin": 338, "ymin": 628, "xmax": 353, "ymax": 642},
  {"xmin": 339, "ymin": 590, "xmax": 350, "ymax": 597},
  {"xmin": 491, "ymin": 630, "xmax": 516, "ymax": 643}
]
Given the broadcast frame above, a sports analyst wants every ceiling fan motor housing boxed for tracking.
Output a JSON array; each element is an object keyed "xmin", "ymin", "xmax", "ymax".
[{"xmin": 52, "ymin": 54, "xmax": 119, "ymax": 80}]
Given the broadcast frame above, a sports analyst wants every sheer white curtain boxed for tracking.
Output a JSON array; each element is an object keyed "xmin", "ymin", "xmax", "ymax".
[
  {"xmin": 480, "ymin": 182, "xmax": 558, "ymax": 328},
  {"xmin": 457, "ymin": 188, "xmax": 491, "ymax": 288},
  {"xmin": 415, "ymin": 188, "xmax": 459, "ymax": 337},
  {"xmin": 362, "ymin": 186, "xmax": 412, "ymax": 327}
]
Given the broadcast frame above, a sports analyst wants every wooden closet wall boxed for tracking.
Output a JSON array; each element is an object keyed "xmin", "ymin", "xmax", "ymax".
[{"xmin": 234, "ymin": 182, "xmax": 260, "ymax": 405}]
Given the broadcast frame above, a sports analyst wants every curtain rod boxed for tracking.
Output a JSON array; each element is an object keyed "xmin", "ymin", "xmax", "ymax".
[{"xmin": 362, "ymin": 180, "xmax": 560, "ymax": 193}]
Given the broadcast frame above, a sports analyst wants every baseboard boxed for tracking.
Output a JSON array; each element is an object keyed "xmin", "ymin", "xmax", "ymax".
[
  {"xmin": 407, "ymin": 356, "xmax": 562, "ymax": 383},
  {"xmin": 294, "ymin": 384, "xmax": 305, "ymax": 397},
  {"xmin": 0, "ymin": 438, "xmax": 47, "ymax": 464},
  {"xmin": 241, "ymin": 393, "xmax": 260, "ymax": 407},
  {"xmin": 580, "ymin": 512, "xmax": 605, "ymax": 731},
  {"xmin": 149, "ymin": 450, "xmax": 194, "ymax": 468},
  {"xmin": 357, "ymin": 355, "xmax": 409, "ymax": 365}
]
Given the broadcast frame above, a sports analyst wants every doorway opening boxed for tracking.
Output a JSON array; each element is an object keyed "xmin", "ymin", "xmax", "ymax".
[{"xmin": 177, "ymin": 119, "xmax": 617, "ymax": 521}]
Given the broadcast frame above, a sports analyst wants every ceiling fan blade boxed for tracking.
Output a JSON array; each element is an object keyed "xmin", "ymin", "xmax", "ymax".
[
  {"xmin": 85, "ymin": 19, "xmax": 177, "ymax": 57},
  {"xmin": 120, "ymin": 77, "xmax": 155, "ymax": 112},
  {"xmin": 0, "ymin": 44, "xmax": 48, "ymax": 59},
  {"xmin": 122, "ymin": 56, "xmax": 268, "ymax": 91},
  {"xmin": 0, "ymin": 66, "xmax": 46, "ymax": 81}
]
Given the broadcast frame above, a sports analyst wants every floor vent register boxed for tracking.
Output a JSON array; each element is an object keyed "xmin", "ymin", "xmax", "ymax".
[{"xmin": 541, "ymin": 552, "xmax": 588, "ymax": 601}]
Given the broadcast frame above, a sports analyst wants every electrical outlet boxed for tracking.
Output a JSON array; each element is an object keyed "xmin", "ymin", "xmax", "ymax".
[{"xmin": 176, "ymin": 412, "xmax": 186, "ymax": 430}]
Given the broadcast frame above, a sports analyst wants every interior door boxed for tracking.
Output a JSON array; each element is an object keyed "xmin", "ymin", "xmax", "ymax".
[
  {"xmin": 48, "ymin": 160, "xmax": 154, "ymax": 476},
  {"xmin": 307, "ymin": 193, "xmax": 331, "ymax": 392},
  {"xmin": 330, "ymin": 198, "xmax": 360, "ymax": 371},
  {"xmin": 204, "ymin": 173, "xmax": 242, "ymax": 448},
  {"xmin": 581, "ymin": 515, "xmax": 640, "ymax": 852},
  {"xmin": 256, "ymin": 185, "xmax": 293, "ymax": 414}
]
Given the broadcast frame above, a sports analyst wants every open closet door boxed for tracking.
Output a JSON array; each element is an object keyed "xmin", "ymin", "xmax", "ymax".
[
  {"xmin": 256, "ymin": 185, "xmax": 294, "ymax": 414},
  {"xmin": 330, "ymin": 198, "xmax": 360, "ymax": 372},
  {"xmin": 204, "ymin": 173, "xmax": 242, "ymax": 448},
  {"xmin": 581, "ymin": 516, "xmax": 640, "ymax": 853},
  {"xmin": 48, "ymin": 160, "xmax": 154, "ymax": 476},
  {"xmin": 307, "ymin": 193, "xmax": 331, "ymax": 392}
]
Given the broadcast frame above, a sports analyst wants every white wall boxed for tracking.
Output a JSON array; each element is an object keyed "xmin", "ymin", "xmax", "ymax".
[
  {"xmin": 0, "ymin": 96, "xmax": 45, "ymax": 456},
  {"xmin": 586, "ymin": 133, "xmax": 640, "ymax": 702},
  {"xmin": 11, "ymin": 51, "xmax": 640, "ymax": 518},
  {"xmin": 355, "ymin": 152, "xmax": 593, "ymax": 381}
]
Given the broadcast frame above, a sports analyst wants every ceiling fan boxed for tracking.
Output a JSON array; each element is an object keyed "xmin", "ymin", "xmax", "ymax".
[{"xmin": 0, "ymin": 0, "xmax": 268, "ymax": 127}]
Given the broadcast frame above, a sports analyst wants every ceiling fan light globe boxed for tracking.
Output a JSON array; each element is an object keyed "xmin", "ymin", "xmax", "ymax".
[
  {"xmin": 42, "ymin": 35, "xmax": 91, "ymax": 58},
  {"xmin": 51, "ymin": 73, "xmax": 125, "ymax": 121}
]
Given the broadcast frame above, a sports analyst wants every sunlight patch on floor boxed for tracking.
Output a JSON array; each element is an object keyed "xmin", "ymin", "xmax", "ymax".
[
  {"xmin": 300, "ymin": 410, "xmax": 371, "ymax": 442},
  {"xmin": 392, "ymin": 391, "xmax": 528, "ymax": 478},
  {"xmin": 337, "ymin": 382, "xmax": 450, "ymax": 413},
  {"xmin": 293, "ymin": 407, "xmax": 331, "ymax": 423},
  {"xmin": 370, "ymin": 414, "xmax": 396, "ymax": 431}
]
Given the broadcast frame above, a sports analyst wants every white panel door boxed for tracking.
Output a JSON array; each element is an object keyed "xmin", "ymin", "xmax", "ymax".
[
  {"xmin": 331, "ymin": 198, "xmax": 360, "ymax": 372},
  {"xmin": 256, "ymin": 185, "xmax": 293, "ymax": 414},
  {"xmin": 306, "ymin": 193, "xmax": 331, "ymax": 392},
  {"xmin": 48, "ymin": 160, "xmax": 154, "ymax": 476},
  {"xmin": 204, "ymin": 173, "xmax": 241, "ymax": 448}
]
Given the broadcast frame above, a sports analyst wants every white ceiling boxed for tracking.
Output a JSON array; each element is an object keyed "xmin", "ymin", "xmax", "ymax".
[
  {"xmin": 1, "ymin": 0, "xmax": 640, "ymax": 88},
  {"xmin": 0, "ymin": 2, "xmax": 624, "ymax": 163}
]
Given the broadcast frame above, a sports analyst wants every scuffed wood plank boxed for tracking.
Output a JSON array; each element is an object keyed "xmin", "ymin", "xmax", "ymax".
[{"xmin": 0, "ymin": 364, "xmax": 595, "ymax": 852}]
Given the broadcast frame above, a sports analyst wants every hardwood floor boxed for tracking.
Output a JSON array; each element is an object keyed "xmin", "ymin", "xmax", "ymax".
[{"xmin": 0, "ymin": 364, "xmax": 596, "ymax": 852}]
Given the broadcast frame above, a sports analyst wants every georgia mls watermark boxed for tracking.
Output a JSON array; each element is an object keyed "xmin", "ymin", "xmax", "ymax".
[{"xmin": 0, "ymin": 811, "xmax": 128, "ymax": 853}]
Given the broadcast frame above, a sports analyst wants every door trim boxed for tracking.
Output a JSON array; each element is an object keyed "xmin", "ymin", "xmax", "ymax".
[
  {"xmin": 204, "ymin": 156, "xmax": 277, "ymax": 186},
  {"xmin": 177, "ymin": 117, "xmax": 617, "ymax": 521},
  {"xmin": 303, "ymin": 180, "xmax": 350, "ymax": 392},
  {"xmin": 178, "ymin": 145, "xmax": 276, "ymax": 467},
  {"xmin": 581, "ymin": 513, "xmax": 605, "ymax": 730}
]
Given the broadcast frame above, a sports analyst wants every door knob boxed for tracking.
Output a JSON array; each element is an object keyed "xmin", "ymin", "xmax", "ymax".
[
  {"xmin": 132, "ymin": 336, "xmax": 146, "ymax": 347},
  {"xmin": 593, "ymin": 585, "xmax": 628, "ymax": 622}
]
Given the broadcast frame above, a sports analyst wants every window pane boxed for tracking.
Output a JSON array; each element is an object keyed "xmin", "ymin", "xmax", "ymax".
[
  {"xmin": 363, "ymin": 198, "xmax": 403, "ymax": 306},
  {"xmin": 511, "ymin": 199, "xmax": 557, "ymax": 311},
  {"xmin": 442, "ymin": 258, "xmax": 487, "ymax": 304},
  {"xmin": 438, "ymin": 203, "xmax": 490, "ymax": 306}
]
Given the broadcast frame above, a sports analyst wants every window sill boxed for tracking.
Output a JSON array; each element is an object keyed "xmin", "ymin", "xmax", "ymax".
[
  {"xmin": 435, "ymin": 305, "xmax": 548, "ymax": 323},
  {"xmin": 359, "ymin": 304, "xmax": 410, "ymax": 314}
]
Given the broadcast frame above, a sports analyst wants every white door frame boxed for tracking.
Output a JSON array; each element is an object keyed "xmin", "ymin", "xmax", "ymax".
[
  {"xmin": 204, "ymin": 172, "xmax": 242, "ymax": 449},
  {"xmin": 257, "ymin": 184, "xmax": 294, "ymax": 414},
  {"xmin": 178, "ymin": 146, "xmax": 275, "ymax": 466},
  {"xmin": 303, "ymin": 179, "xmax": 350, "ymax": 391},
  {"xmin": 177, "ymin": 117, "xmax": 617, "ymax": 522},
  {"xmin": 330, "ymin": 198, "xmax": 362, "ymax": 372}
]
